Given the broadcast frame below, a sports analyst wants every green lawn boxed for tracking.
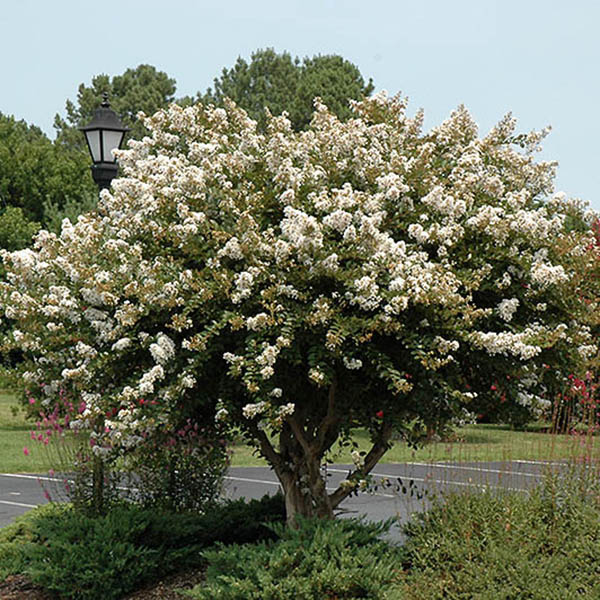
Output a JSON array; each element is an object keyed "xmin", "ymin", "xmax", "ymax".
[
  {"xmin": 0, "ymin": 392, "xmax": 52, "ymax": 473},
  {"xmin": 230, "ymin": 422, "xmax": 599, "ymax": 466},
  {"xmin": 1, "ymin": 393, "xmax": 597, "ymax": 472}
]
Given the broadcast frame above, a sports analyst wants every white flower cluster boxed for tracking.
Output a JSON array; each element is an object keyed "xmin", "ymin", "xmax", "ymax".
[
  {"xmin": 351, "ymin": 449, "xmax": 365, "ymax": 469},
  {"xmin": 219, "ymin": 237, "xmax": 244, "ymax": 260},
  {"xmin": 578, "ymin": 344, "xmax": 598, "ymax": 359},
  {"xmin": 232, "ymin": 268, "xmax": 259, "ymax": 304},
  {"xmin": 343, "ymin": 357, "xmax": 363, "ymax": 370},
  {"xmin": 149, "ymin": 333, "xmax": 176, "ymax": 365},
  {"xmin": 516, "ymin": 391, "xmax": 551, "ymax": 419},
  {"xmin": 434, "ymin": 336, "xmax": 460, "ymax": 354},
  {"xmin": 246, "ymin": 313, "xmax": 269, "ymax": 331},
  {"xmin": 278, "ymin": 403, "xmax": 295, "ymax": 417},
  {"xmin": 530, "ymin": 262, "xmax": 569, "ymax": 287},
  {"xmin": 242, "ymin": 401, "xmax": 268, "ymax": 419},
  {"xmin": 496, "ymin": 298, "xmax": 519, "ymax": 322},
  {"xmin": 111, "ymin": 337, "xmax": 132, "ymax": 352},
  {"xmin": 256, "ymin": 344, "xmax": 280, "ymax": 380},
  {"xmin": 470, "ymin": 330, "xmax": 541, "ymax": 360},
  {"xmin": 138, "ymin": 365, "xmax": 165, "ymax": 395}
]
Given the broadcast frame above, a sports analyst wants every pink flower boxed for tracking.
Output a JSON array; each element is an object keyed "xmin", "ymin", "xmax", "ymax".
[{"xmin": 23, "ymin": 447, "xmax": 29, "ymax": 456}]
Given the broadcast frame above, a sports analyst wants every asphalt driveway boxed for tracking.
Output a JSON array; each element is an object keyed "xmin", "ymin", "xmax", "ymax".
[{"xmin": 1, "ymin": 460, "xmax": 561, "ymax": 531}]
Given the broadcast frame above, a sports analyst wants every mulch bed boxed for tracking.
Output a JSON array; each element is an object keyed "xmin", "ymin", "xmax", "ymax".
[
  {"xmin": 123, "ymin": 568, "xmax": 206, "ymax": 599},
  {"xmin": 0, "ymin": 569, "xmax": 206, "ymax": 599},
  {"xmin": 0, "ymin": 575, "xmax": 53, "ymax": 599}
]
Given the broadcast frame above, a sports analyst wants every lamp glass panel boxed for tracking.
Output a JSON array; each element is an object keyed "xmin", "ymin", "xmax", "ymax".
[
  {"xmin": 85, "ymin": 130, "xmax": 101, "ymax": 163},
  {"xmin": 101, "ymin": 130, "xmax": 124, "ymax": 162}
]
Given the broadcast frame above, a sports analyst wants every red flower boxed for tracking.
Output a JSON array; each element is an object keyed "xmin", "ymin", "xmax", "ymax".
[
  {"xmin": 490, "ymin": 384, "xmax": 497, "ymax": 391},
  {"xmin": 375, "ymin": 410, "xmax": 384, "ymax": 419}
]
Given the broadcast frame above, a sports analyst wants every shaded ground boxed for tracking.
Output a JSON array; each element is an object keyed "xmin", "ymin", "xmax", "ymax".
[
  {"xmin": 123, "ymin": 568, "xmax": 206, "ymax": 599},
  {"xmin": 0, "ymin": 569, "xmax": 206, "ymax": 599},
  {"xmin": 0, "ymin": 574, "xmax": 52, "ymax": 599}
]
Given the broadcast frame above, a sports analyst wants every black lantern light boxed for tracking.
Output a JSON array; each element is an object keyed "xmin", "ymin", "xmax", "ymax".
[{"xmin": 80, "ymin": 92, "xmax": 129, "ymax": 191}]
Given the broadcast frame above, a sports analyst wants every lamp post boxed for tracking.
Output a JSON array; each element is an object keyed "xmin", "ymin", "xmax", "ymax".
[{"xmin": 79, "ymin": 92, "xmax": 129, "ymax": 191}]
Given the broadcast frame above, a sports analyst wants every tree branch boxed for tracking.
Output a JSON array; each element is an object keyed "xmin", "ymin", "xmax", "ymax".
[
  {"xmin": 247, "ymin": 421, "xmax": 282, "ymax": 469},
  {"xmin": 314, "ymin": 376, "xmax": 338, "ymax": 452},
  {"xmin": 285, "ymin": 414, "xmax": 313, "ymax": 457},
  {"xmin": 328, "ymin": 423, "xmax": 393, "ymax": 509}
]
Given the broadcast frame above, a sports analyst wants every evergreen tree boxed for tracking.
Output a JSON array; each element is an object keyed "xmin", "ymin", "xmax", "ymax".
[
  {"xmin": 200, "ymin": 48, "xmax": 374, "ymax": 130},
  {"xmin": 54, "ymin": 64, "xmax": 178, "ymax": 148}
]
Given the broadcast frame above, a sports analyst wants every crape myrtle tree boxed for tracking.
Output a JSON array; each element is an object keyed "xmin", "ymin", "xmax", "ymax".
[
  {"xmin": 548, "ymin": 213, "xmax": 600, "ymax": 429},
  {"xmin": 1, "ymin": 95, "xmax": 597, "ymax": 524}
]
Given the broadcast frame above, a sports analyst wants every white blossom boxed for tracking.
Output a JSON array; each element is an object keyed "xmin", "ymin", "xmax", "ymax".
[
  {"xmin": 343, "ymin": 357, "xmax": 363, "ymax": 370},
  {"xmin": 242, "ymin": 401, "xmax": 268, "ymax": 419},
  {"xmin": 496, "ymin": 298, "xmax": 519, "ymax": 322}
]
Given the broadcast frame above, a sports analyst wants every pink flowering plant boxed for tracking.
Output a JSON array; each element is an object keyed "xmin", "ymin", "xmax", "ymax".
[{"xmin": 1, "ymin": 94, "xmax": 598, "ymax": 523}]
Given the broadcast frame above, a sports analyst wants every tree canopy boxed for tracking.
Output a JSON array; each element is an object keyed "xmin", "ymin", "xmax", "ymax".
[
  {"xmin": 2, "ymin": 95, "xmax": 598, "ymax": 524},
  {"xmin": 200, "ymin": 48, "xmax": 374, "ymax": 130},
  {"xmin": 54, "ymin": 64, "xmax": 178, "ymax": 149},
  {"xmin": 0, "ymin": 113, "xmax": 92, "ymax": 223}
]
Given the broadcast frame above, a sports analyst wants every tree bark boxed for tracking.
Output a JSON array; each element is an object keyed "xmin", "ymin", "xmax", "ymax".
[
  {"xmin": 248, "ymin": 380, "xmax": 393, "ymax": 526},
  {"xmin": 274, "ymin": 424, "xmax": 393, "ymax": 525},
  {"xmin": 275, "ymin": 446, "xmax": 334, "ymax": 526}
]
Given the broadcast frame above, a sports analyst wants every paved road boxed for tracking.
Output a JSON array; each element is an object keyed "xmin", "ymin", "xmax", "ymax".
[{"xmin": 0, "ymin": 460, "xmax": 565, "ymax": 532}]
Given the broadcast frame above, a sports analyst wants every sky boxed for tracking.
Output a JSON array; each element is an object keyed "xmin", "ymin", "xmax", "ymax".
[{"xmin": 1, "ymin": 0, "xmax": 598, "ymax": 212}]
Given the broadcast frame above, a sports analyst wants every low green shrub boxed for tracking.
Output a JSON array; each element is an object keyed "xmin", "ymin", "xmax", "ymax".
[
  {"xmin": 0, "ymin": 503, "xmax": 57, "ymax": 581},
  {"xmin": 1, "ymin": 493, "xmax": 285, "ymax": 600},
  {"xmin": 122, "ymin": 422, "xmax": 230, "ymax": 513},
  {"xmin": 398, "ymin": 465, "xmax": 600, "ymax": 598},
  {"xmin": 183, "ymin": 516, "xmax": 404, "ymax": 600}
]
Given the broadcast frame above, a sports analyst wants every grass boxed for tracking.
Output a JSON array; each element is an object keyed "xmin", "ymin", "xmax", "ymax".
[
  {"xmin": 2, "ymin": 392, "xmax": 598, "ymax": 472},
  {"xmin": 229, "ymin": 423, "xmax": 600, "ymax": 467},
  {"xmin": 0, "ymin": 392, "xmax": 51, "ymax": 473}
]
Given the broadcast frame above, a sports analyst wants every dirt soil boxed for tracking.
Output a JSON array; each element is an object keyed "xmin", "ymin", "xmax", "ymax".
[
  {"xmin": 0, "ymin": 574, "xmax": 53, "ymax": 599},
  {"xmin": 0, "ymin": 569, "xmax": 206, "ymax": 599},
  {"xmin": 123, "ymin": 568, "xmax": 206, "ymax": 599}
]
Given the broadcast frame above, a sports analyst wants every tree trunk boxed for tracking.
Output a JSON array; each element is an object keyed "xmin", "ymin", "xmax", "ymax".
[
  {"xmin": 274, "ymin": 431, "xmax": 334, "ymax": 526},
  {"xmin": 92, "ymin": 455, "xmax": 104, "ymax": 515},
  {"xmin": 247, "ymin": 383, "xmax": 393, "ymax": 527}
]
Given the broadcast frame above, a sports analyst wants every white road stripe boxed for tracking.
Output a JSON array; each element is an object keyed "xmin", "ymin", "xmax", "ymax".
[
  {"xmin": 225, "ymin": 475, "xmax": 280, "ymax": 486},
  {"xmin": 0, "ymin": 473, "xmax": 64, "ymax": 483},
  {"xmin": 512, "ymin": 459, "xmax": 570, "ymax": 467},
  {"xmin": 225, "ymin": 475, "xmax": 396, "ymax": 498},
  {"xmin": 0, "ymin": 500, "xmax": 38, "ymax": 508},
  {"xmin": 326, "ymin": 468, "xmax": 528, "ymax": 492}
]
